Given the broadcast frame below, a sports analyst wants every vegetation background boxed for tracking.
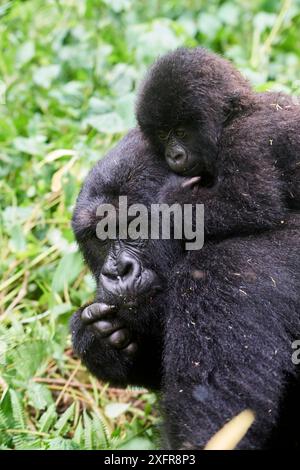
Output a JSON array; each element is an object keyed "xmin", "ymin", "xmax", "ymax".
[{"xmin": 0, "ymin": 0, "xmax": 299, "ymax": 450}]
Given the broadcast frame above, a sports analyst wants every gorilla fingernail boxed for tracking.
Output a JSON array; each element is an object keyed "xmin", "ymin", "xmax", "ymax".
[
  {"xmin": 181, "ymin": 176, "xmax": 202, "ymax": 189},
  {"xmin": 81, "ymin": 303, "xmax": 116, "ymax": 324}
]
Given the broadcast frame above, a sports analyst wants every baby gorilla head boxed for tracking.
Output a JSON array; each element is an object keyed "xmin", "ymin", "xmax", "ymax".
[{"xmin": 136, "ymin": 47, "xmax": 253, "ymax": 185}]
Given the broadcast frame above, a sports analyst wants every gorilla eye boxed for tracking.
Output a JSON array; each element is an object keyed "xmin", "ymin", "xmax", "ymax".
[
  {"xmin": 175, "ymin": 128, "xmax": 186, "ymax": 138},
  {"xmin": 157, "ymin": 130, "xmax": 169, "ymax": 141}
]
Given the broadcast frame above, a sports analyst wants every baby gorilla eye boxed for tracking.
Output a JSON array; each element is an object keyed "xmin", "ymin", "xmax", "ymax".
[
  {"xmin": 174, "ymin": 128, "xmax": 186, "ymax": 138},
  {"xmin": 157, "ymin": 130, "xmax": 169, "ymax": 141}
]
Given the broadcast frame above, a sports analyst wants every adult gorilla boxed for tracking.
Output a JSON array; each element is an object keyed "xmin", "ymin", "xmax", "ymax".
[{"xmin": 71, "ymin": 129, "xmax": 300, "ymax": 449}]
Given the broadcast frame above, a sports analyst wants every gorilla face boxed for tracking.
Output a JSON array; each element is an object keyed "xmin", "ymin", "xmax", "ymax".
[
  {"xmin": 71, "ymin": 129, "xmax": 181, "ymax": 365},
  {"xmin": 74, "ymin": 229, "xmax": 163, "ymax": 309},
  {"xmin": 156, "ymin": 123, "xmax": 217, "ymax": 185}
]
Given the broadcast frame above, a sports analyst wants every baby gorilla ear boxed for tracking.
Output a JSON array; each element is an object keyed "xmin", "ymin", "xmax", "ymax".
[{"xmin": 224, "ymin": 91, "xmax": 252, "ymax": 123}]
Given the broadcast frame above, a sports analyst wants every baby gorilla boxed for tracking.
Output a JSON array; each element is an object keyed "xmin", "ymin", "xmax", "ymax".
[{"xmin": 136, "ymin": 47, "xmax": 300, "ymax": 225}]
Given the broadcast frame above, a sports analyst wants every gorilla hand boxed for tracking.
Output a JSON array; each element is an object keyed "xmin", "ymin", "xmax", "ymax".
[
  {"xmin": 159, "ymin": 173, "xmax": 214, "ymax": 207},
  {"xmin": 81, "ymin": 302, "xmax": 138, "ymax": 355}
]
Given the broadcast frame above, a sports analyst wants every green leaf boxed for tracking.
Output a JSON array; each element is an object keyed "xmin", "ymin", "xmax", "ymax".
[
  {"xmin": 13, "ymin": 135, "xmax": 47, "ymax": 156},
  {"xmin": 197, "ymin": 13, "xmax": 222, "ymax": 38},
  {"xmin": 38, "ymin": 404, "xmax": 57, "ymax": 433},
  {"xmin": 102, "ymin": 0, "xmax": 132, "ymax": 13},
  {"xmin": 218, "ymin": 3, "xmax": 240, "ymax": 26},
  {"xmin": 33, "ymin": 65, "xmax": 60, "ymax": 89},
  {"xmin": 73, "ymin": 417, "xmax": 83, "ymax": 446},
  {"xmin": 83, "ymin": 411, "xmax": 93, "ymax": 450},
  {"xmin": 91, "ymin": 412, "xmax": 109, "ymax": 449},
  {"xmin": 115, "ymin": 94, "xmax": 136, "ymax": 130},
  {"xmin": 118, "ymin": 437, "xmax": 155, "ymax": 450},
  {"xmin": 84, "ymin": 112, "xmax": 126, "ymax": 134},
  {"xmin": 16, "ymin": 41, "xmax": 35, "ymax": 67},
  {"xmin": 8, "ymin": 224, "xmax": 27, "ymax": 253},
  {"xmin": 253, "ymin": 12, "xmax": 276, "ymax": 33},
  {"xmin": 51, "ymin": 251, "xmax": 83, "ymax": 293},
  {"xmin": 9, "ymin": 340, "xmax": 50, "ymax": 382},
  {"xmin": 48, "ymin": 437, "xmax": 78, "ymax": 450},
  {"xmin": 27, "ymin": 382, "xmax": 53, "ymax": 410},
  {"xmin": 54, "ymin": 403, "xmax": 75, "ymax": 436},
  {"xmin": 9, "ymin": 390, "xmax": 25, "ymax": 429}
]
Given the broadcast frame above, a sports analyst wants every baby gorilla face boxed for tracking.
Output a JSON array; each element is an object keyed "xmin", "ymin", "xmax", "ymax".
[{"xmin": 156, "ymin": 124, "xmax": 216, "ymax": 186}]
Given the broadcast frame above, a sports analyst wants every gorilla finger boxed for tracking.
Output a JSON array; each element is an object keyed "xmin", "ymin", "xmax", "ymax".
[
  {"xmin": 93, "ymin": 320, "xmax": 123, "ymax": 337},
  {"xmin": 108, "ymin": 328, "xmax": 131, "ymax": 349},
  {"xmin": 181, "ymin": 176, "xmax": 202, "ymax": 189},
  {"xmin": 123, "ymin": 342, "xmax": 138, "ymax": 355},
  {"xmin": 81, "ymin": 303, "xmax": 116, "ymax": 324}
]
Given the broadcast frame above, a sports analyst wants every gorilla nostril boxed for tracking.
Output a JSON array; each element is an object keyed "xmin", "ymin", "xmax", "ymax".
[
  {"xmin": 101, "ymin": 264, "xmax": 117, "ymax": 280},
  {"xmin": 118, "ymin": 261, "xmax": 132, "ymax": 278},
  {"xmin": 102, "ymin": 271, "xmax": 116, "ymax": 280},
  {"xmin": 174, "ymin": 152, "xmax": 186, "ymax": 163},
  {"xmin": 117, "ymin": 254, "xmax": 140, "ymax": 280}
]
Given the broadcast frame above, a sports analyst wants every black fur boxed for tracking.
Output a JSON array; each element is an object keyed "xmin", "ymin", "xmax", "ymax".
[
  {"xmin": 162, "ymin": 220, "xmax": 300, "ymax": 449},
  {"xmin": 71, "ymin": 129, "xmax": 300, "ymax": 449}
]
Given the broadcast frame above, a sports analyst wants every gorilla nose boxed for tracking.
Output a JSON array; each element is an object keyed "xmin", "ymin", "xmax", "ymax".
[
  {"xmin": 166, "ymin": 149, "xmax": 187, "ymax": 172},
  {"xmin": 117, "ymin": 252, "xmax": 140, "ymax": 280},
  {"xmin": 101, "ymin": 252, "xmax": 140, "ymax": 285}
]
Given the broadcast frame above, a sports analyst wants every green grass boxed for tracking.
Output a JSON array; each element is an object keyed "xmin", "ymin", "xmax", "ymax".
[{"xmin": 0, "ymin": 0, "xmax": 300, "ymax": 450}]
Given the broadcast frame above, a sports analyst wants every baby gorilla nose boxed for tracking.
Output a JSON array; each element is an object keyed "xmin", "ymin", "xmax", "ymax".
[{"xmin": 166, "ymin": 148, "xmax": 188, "ymax": 173}]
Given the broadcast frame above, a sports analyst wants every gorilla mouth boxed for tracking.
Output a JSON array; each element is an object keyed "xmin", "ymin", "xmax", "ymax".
[
  {"xmin": 183, "ymin": 164, "xmax": 215, "ymax": 187},
  {"xmin": 182, "ymin": 162, "xmax": 202, "ymax": 177},
  {"xmin": 100, "ymin": 268, "xmax": 162, "ymax": 308},
  {"xmin": 116, "ymin": 283, "xmax": 162, "ymax": 308}
]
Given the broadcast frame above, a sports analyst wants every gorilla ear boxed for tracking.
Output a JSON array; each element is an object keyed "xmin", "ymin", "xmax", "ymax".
[{"xmin": 224, "ymin": 91, "xmax": 250, "ymax": 123}]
